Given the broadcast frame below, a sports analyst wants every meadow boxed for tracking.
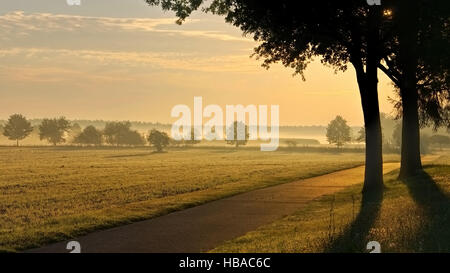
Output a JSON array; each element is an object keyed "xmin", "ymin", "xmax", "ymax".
[
  {"xmin": 0, "ymin": 146, "xmax": 400, "ymax": 252},
  {"xmin": 211, "ymin": 155, "xmax": 450, "ymax": 253}
]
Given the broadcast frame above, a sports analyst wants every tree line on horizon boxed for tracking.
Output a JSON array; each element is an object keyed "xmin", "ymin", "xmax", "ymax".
[
  {"xmin": 0, "ymin": 115, "xmax": 259, "ymax": 151},
  {"xmin": 2, "ymin": 113, "xmax": 449, "ymax": 152},
  {"xmin": 0, "ymin": 114, "xmax": 175, "ymax": 152}
]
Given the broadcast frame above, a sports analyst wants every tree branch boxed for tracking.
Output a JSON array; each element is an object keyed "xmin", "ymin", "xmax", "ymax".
[{"xmin": 378, "ymin": 63, "xmax": 400, "ymax": 87}]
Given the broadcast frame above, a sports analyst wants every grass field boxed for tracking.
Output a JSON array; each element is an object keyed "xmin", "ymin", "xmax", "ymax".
[
  {"xmin": 211, "ymin": 155, "xmax": 450, "ymax": 253},
  {"xmin": 0, "ymin": 146, "xmax": 400, "ymax": 252}
]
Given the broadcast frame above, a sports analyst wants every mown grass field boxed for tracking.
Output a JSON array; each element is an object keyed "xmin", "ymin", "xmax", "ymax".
[
  {"xmin": 211, "ymin": 155, "xmax": 450, "ymax": 253},
  {"xmin": 0, "ymin": 146, "xmax": 400, "ymax": 252}
]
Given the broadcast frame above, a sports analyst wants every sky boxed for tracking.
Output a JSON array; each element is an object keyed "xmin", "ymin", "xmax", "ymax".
[{"xmin": 0, "ymin": 0, "xmax": 397, "ymax": 126}]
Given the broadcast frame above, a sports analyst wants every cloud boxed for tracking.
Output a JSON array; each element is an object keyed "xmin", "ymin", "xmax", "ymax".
[
  {"xmin": 0, "ymin": 10, "xmax": 251, "ymax": 42},
  {"xmin": 0, "ymin": 47, "xmax": 260, "ymax": 74}
]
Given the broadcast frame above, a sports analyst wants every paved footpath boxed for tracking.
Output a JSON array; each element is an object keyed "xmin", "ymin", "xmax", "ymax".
[{"xmin": 28, "ymin": 163, "xmax": 402, "ymax": 253}]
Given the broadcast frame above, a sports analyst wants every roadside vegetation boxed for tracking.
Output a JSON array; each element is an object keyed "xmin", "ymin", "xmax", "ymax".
[{"xmin": 211, "ymin": 156, "xmax": 450, "ymax": 253}]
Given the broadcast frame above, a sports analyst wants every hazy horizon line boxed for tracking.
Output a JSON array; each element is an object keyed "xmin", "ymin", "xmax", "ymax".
[{"xmin": 0, "ymin": 116, "xmax": 365, "ymax": 128}]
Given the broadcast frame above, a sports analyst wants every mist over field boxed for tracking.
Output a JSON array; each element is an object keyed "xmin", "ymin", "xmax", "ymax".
[{"xmin": 1, "ymin": 117, "xmax": 447, "ymax": 146}]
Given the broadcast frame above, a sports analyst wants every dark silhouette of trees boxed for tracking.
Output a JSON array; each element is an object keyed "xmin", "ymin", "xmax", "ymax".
[
  {"xmin": 2, "ymin": 114, "xmax": 33, "ymax": 146},
  {"xmin": 326, "ymin": 116, "xmax": 351, "ymax": 148},
  {"xmin": 226, "ymin": 121, "xmax": 249, "ymax": 148},
  {"xmin": 103, "ymin": 121, "xmax": 145, "ymax": 146},
  {"xmin": 73, "ymin": 125, "xmax": 103, "ymax": 146},
  {"xmin": 104, "ymin": 121, "xmax": 129, "ymax": 146},
  {"xmin": 123, "ymin": 130, "xmax": 146, "ymax": 146},
  {"xmin": 148, "ymin": 129, "xmax": 170, "ymax": 152},
  {"xmin": 378, "ymin": 0, "xmax": 449, "ymax": 178},
  {"xmin": 39, "ymin": 117, "xmax": 71, "ymax": 145},
  {"xmin": 147, "ymin": 0, "xmax": 388, "ymax": 192}
]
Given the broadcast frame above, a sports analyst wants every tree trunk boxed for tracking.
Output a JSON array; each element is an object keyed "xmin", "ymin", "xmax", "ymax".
[
  {"xmin": 361, "ymin": 87, "xmax": 384, "ymax": 193},
  {"xmin": 352, "ymin": 63, "xmax": 384, "ymax": 193},
  {"xmin": 16, "ymin": 139, "xmax": 19, "ymax": 147},
  {"xmin": 399, "ymin": 87, "xmax": 422, "ymax": 178},
  {"xmin": 359, "ymin": 5, "xmax": 384, "ymax": 193},
  {"xmin": 398, "ymin": 0, "xmax": 423, "ymax": 178}
]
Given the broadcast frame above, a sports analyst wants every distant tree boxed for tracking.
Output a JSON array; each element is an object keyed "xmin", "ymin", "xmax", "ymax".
[
  {"xmin": 379, "ymin": 113, "xmax": 398, "ymax": 139},
  {"xmin": 326, "ymin": 116, "xmax": 351, "ymax": 148},
  {"xmin": 420, "ymin": 134, "xmax": 431, "ymax": 154},
  {"xmin": 393, "ymin": 125, "xmax": 435, "ymax": 154},
  {"xmin": 73, "ymin": 125, "xmax": 103, "ymax": 146},
  {"xmin": 392, "ymin": 123, "xmax": 402, "ymax": 148},
  {"xmin": 184, "ymin": 127, "xmax": 201, "ymax": 145},
  {"xmin": 103, "ymin": 121, "xmax": 145, "ymax": 146},
  {"xmin": 226, "ymin": 121, "xmax": 249, "ymax": 148},
  {"xmin": 39, "ymin": 117, "xmax": 71, "ymax": 145},
  {"xmin": 67, "ymin": 122, "xmax": 82, "ymax": 143},
  {"xmin": 358, "ymin": 124, "xmax": 394, "ymax": 149},
  {"xmin": 0, "ymin": 124, "xmax": 4, "ymax": 135},
  {"xmin": 103, "ymin": 121, "xmax": 131, "ymax": 146},
  {"xmin": 429, "ymin": 135, "xmax": 450, "ymax": 150},
  {"xmin": 70, "ymin": 123, "xmax": 82, "ymax": 136},
  {"xmin": 148, "ymin": 129, "xmax": 170, "ymax": 152},
  {"xmin": 3, "ymin": 114, "xmax": 33, "ymax": 146},
  {"xmin": 122, "ymin": 130, "xmax": 146, "ymax": 146},
  {"xmin": 355, "ymin": 127, "xmax": 365, "ymax": 143}
]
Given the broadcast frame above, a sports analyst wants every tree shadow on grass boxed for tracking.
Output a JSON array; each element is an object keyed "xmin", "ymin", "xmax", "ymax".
[
  {"xmin": 324, "ymin": 189, "xmax": 383, "ymax": 252},
  {"xmin": 402, "ymin": 166, "xmax": 450, "ymax": 252}
]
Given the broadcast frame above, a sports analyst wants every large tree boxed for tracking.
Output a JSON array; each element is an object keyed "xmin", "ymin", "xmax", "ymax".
[
  {"xmin": 3, "ymin": 114, "xmax": 33, "ymax": 146},
  {"xmin": 148, "ymin": 0, "xmax": 387, "ymax": 192},
  {"xmin": 378, "ymin": 0, "xmax": 449, "ymax": 178}
]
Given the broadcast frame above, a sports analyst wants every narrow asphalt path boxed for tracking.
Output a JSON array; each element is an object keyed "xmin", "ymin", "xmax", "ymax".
[{"xmin": 28, "ymin": 163, "xmax": 402, "ymax": 253}]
